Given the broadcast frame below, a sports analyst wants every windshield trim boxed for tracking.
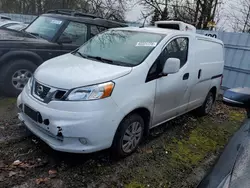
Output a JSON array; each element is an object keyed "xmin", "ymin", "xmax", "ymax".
[{"xmin": 77, "ymin": 30, "xmax": 165, "ymax": 67}]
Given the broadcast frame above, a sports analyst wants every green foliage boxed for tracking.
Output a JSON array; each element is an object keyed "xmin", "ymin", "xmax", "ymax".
[{"xmin": 166, "ymin": 120, "xmax": 240, "ymax": 169}]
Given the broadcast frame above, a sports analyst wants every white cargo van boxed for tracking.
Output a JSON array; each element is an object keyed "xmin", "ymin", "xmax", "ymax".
[{"xmin": 17, "ymin": 21, "xmax": 224, "ymax": 157}]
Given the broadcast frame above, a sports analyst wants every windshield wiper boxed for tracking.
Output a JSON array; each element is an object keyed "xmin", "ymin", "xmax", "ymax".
[
  {"xmin": 73, "ymin": 51, "xmax": 88, "ymax": 59},
  {"xmin": 22, "ymin": 30, "xmax": 41, "ymax": 38},
  {"xmin": 87, "ymin": 55, "xmax": 115, "ymax": 64},
  {"xmin": 29, "ymin": 32, "xmax": 43, "ymax": 38},
  {"xmin": 74, "ymin": 53, "xmax": 131, "ymax": 66},
  {"xmin": 89, "ymin": 55, "xmax": 132, "ymax": 66},
  {"xmin": 26, "ymin": 31, "xmax": 47, "ymax": 40}
]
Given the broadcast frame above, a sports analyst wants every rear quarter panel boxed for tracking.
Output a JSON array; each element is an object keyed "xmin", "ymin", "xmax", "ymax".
[{"xmin": 191, "ymin": 38, "xmax": 224, "ymax": 104}]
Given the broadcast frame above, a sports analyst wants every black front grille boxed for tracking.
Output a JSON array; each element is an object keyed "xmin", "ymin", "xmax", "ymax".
[
  {"xmin": 34, "ymin": 81, "xmax": 50, "ymax": 99},
  {"xmin": 24, "ymin": 105, "xmax": 38, "ymax": 122}
]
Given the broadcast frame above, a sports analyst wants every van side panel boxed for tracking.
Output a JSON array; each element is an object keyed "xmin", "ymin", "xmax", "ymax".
[
  {"xmin": 198, "ymin": 39, "xmax": 224, "ymax": 80},
  {"xmin": 188, "ymin": 38, "xmax": 224, "ymax": 109}
]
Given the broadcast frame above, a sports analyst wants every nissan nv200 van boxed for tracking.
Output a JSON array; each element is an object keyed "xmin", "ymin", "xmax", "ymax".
[{"xmin": 17, "ymin": 22, "xmax": 224, "ymax": 157}]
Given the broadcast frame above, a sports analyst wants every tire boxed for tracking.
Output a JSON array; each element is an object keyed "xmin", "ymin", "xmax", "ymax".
[
  {"xmin": 0, "ymin": 59, "xmax": 37, "ymax": 97},
  {"xmin": 111, "ymin": 113, "xmax": 144, "ymax": 158},
  {"xmin": 196, "ymin": 91, "xmax": 215, "ymax": 116}
]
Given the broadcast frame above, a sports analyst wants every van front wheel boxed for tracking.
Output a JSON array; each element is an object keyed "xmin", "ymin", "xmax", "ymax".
[
  {"xmin": 196, "ymin": 91, "xmax": 215, "ymax": 116},
  {"xmin": 112, "ymin": 114, "xmax": 144, "ymax": 158}
]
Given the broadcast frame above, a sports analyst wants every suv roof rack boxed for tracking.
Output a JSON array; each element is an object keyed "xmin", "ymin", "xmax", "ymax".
[
  {"xmin": 0, "ymin": 15, "xmax": 11, "ymax": 20},
  {"xmin": 46, "ymin": 9, "xmax": 101, "ymax": 19},
  {"xmin": 46, "ymin": 9, "xmax": 128, "ymax": 27}
]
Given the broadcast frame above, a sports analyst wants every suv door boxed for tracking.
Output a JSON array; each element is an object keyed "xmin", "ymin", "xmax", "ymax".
[
  {"xmin": 57, "ymin": 21, "xmax": 88, "ymax": 53},
  {"xmin": 149, "ymin": 37, "xmax": 191, "ymax": 125}
]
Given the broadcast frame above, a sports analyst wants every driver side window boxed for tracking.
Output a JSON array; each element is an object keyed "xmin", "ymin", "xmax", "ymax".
[
  {"xmin": 146, "ymin": 37, "xmax": 189, "ymax": 82},
  {"xmin": 59, "ymin": 22, "xmax": 87, "ymax": 45},
  {"xmin": 161, "ymin": 37, "xmax": 189, "ymax": 69}
]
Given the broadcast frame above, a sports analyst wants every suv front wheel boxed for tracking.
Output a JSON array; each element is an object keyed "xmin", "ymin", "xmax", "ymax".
[{"xmin": 0, "ymin": 59, "xmax": 37, "ymax": 97}]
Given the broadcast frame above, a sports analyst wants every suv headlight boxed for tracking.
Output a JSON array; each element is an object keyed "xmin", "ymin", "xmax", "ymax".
[
  {"xmin": 66, "ymin": 82, "xmax": 115, "ymax": 101},
  {"xmin": 27, "ymin": 76, "xmax": 34, "ymax": 91}
]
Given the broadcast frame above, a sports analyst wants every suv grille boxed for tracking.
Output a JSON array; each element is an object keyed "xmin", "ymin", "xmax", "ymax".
[{"xmin": 34, "ymin": 81, "xmax": 50, "ymax": 99}]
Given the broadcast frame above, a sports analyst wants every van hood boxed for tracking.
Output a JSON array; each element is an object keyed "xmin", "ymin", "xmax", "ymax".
[{"xmin": 34, "ymin": 53, "xmax": 132, "ymax": 89}]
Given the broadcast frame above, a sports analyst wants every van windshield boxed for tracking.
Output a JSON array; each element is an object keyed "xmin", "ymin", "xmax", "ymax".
[{"xmin": 77, "ymin": 30, "xmax": 164, "ymax": 67}]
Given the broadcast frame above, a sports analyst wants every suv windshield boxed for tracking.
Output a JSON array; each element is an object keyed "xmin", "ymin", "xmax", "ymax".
[
  {"xmin": 77, "ymin": 30, "xmax": 164, "ymax": 67},
  {"xmin": 25, "ymin": 16, "xmax": 64, "ymax": 41}
]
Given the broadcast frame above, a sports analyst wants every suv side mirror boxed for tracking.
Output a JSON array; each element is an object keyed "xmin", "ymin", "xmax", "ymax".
[
  {"xmin": 223, "ymin": 87, "xmax": 250, "ymax": 117},
  {"xmin": 162, "ymin": 58, "xmax": 180, "ymax": 75},
  {"xmin": 58, "ymin": 36, "xmax": 72, "ymax": 44}
]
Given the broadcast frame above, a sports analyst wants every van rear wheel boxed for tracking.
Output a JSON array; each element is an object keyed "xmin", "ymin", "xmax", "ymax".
[
  {"xmin": 112, "ymin": 113, "xmax": 144, "ymax": 158},
  {"xmin": 196, "ymin": 91, "xmax": 215, "ymax": 116}
]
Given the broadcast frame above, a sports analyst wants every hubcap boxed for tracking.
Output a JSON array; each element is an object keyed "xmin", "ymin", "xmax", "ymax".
[
  {"xmin": 205, "ymin": 94, "xmax": 214, "ymax": 113},
  {"xmin": 122, "ymin": 122, "xmax": 143, "ymax": 153},
  {"xmin": 12, "ymin": 69, "xmax": 32, "ymax": 90}
]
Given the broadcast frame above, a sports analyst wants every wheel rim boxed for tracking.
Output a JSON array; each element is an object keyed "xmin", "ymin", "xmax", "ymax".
[
  {"xmin": 122, "ymin": 122, "xmax": 143, "ymax": 153},
  {"xmin": 205, "ymin": 94, "xmax": 214, "ymax": 113},
  {"xmin": 12, "ymin": 69, "xmax": 32, "ymax": 90}
]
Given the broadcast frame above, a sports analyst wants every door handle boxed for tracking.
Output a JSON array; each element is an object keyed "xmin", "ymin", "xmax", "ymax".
[
  {"xmin": 183, "ymin": 73, "xmax": 189, "ymax": 80},
  {"xmin": 198, "ymin": 69, "xmax": 202, "ymax": 79}
]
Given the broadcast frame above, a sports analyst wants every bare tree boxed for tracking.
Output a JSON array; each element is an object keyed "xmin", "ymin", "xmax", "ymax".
[
  {"xmin": 85, "ymin": 0, "xmax": 129, "ymax": 21},
  {"xmin": 138, "ymin": 0, "xmax": 221, "ymax": 29},
  {"xmin": 228, "ymin": 0, "xmax": 250, "ymax": 32},
  {"xmin": 0, "ymin": 0, "xmax": 129, "ymax": 21}
]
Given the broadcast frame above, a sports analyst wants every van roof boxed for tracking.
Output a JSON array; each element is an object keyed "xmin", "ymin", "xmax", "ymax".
[
  {"xmin": 195, "ymin": 34, "xmax": 224, "ymax": 45},
  {"xmin": 112, "ymin": 27, "xmax": 223, "ymax": 45},
  {"xmin": 112, "ymin": 26, "xmax": 182, "ymax": 35}
]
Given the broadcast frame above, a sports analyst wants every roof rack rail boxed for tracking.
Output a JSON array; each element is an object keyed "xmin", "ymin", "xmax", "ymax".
[
  {"xmin": 0, "ymin": 15, "xmax": 11, "ymax": 20},
  {"xmin": 46, "ymin": 9, "xmax": 100, "ymax": 19}
]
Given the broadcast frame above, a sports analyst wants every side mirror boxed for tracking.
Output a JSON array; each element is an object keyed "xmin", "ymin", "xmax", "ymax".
[
  {"xmin": 162, "ymin": 58, "xmax": 180, "ymax": 75},
  {"xmin": 223, "ymin": 87, "xmax": 250, "ymax": 108},
  {"xmin": 58, "ymin": 36, "xmax": 72, "ymax": 44}
]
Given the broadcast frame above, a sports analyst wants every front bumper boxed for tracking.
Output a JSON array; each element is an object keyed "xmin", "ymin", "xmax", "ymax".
[{"xmin": 17, "ymin": 88, "xmax": 124, "ymax": 153}]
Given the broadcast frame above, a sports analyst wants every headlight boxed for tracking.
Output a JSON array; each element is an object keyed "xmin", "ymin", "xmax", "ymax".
[
  {"xmin": 66, "ymin": 82, "xmax": 115, "ymax": 101},
  {"xmin": 27, "ymin": 76, "xmax": 34, "ymax": 90}
]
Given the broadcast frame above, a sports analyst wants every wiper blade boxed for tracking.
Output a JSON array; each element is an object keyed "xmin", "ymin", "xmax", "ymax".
[
  {"xmin": 88, "ymin": 55, "xmax": 131, "ymax": 66},
  {"xmin": 87, "ymin": 55, "xmax": 114, "ymax": 63},
  {"xmin": 75, "ymin": 54, "xmax": 130, "ymax": 66},
  {"xmin": 73, "ymin": 51, "xmax": 87, "ymax": 59},
  {"xmin": 28, "ymin": 32, "xmax": 40, "ymax": 37},
  {"xmin": 23, "ymin": 31, "xmax": 42, "ymax": 39},
  {"xmin": 27, "ymin": 32, "xmax": 46, "ymax": 40}
]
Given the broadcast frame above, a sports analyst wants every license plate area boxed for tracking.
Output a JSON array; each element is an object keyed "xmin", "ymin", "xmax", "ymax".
[{"xmin": 24, "ymin": 105, "xmax": 40, "ymax": 122}]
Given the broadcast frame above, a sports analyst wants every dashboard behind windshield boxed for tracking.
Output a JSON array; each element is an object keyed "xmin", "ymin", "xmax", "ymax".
[
  {"xmin": 25, "ymin": 16, "xmax": 64, "ymax": 41},
  {"xmin": 77, "ymin": 30, "xmax": 164, "ymax": 67}
]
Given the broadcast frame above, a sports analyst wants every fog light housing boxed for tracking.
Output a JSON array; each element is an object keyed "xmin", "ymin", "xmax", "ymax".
[
  {"xmin": 18, "ymin": 104, "xmax": 23, "ymax": 112},
  {"xmin": 79, "ymin": 138, "xmax": 88, "ymax": 145}
]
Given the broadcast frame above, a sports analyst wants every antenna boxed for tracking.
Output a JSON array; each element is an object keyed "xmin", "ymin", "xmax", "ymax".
[{"xmin": 139, "ymin": 11, "xmax": 149, "ymax": 28}]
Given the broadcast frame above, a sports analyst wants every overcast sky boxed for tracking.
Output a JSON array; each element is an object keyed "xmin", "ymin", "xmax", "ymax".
[{"xmin": 126, "ymin": 3, "xmax": 142, "ymax": 22}]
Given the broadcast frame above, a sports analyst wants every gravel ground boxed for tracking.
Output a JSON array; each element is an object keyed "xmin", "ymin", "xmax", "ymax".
[{"xmin": 0, "ymin": 97, "xmax": 245, "ymax": 188}]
